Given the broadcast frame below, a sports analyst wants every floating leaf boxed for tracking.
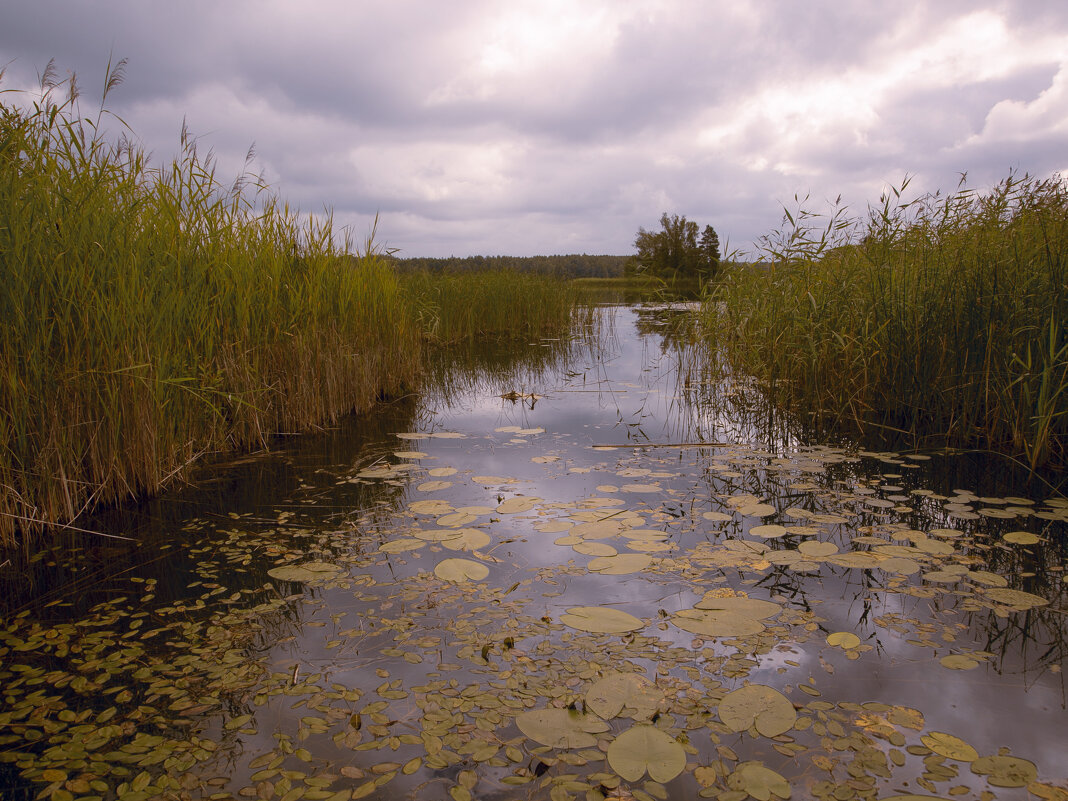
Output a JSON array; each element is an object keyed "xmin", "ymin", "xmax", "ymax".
[
  {"xmin": 726, "ymin": 761, "xmax": 792, "ymax": 801},
  {"xmin": 694, "ymin": 595, "xmax": 781, "ymax": 620},
  {"xmin": 267, "ymin": 562, "xmax": 342, "ymax": 582},
  {"xmin": 515, "ymin": 708, "xmax": 609, "ymax": 749},
  {"xmin": 497, "ymin": 496, "xmax": 541, "ymax": 514},
  {"xmin": 1003, "ymin": 531, "xmax": 1040, "ymax": 545},
  {"xmin": 826, "ymin": 632, "xmax": 860, "ymax": 649},
  {"xmin": 983, "ymin": 588, "xmax": 1049, "ymax": 610},
  {"xmin": 417, "ymin": 480, "xmax": 453, "ymax": 492},
  {"xmin": 587, "ymin": 554, "xmax": 652, "ymax": 575},
  {"xmin": 586, "ymin": 673, "xmax": 664, "ymax": 720},
  {"xmin": 434, "ymin": 559, "xmax": 489, "ymax": 583},
  {"xmin": 379, "ymin": 538, "xmax": 424, "ymax": 554},
  {"xmin": 970, "ymin": 755, "xmax": 1037, "ymax": 787},
  {"xmin": 750, "ymin": 524, "xmax": 787, "ymax": 539},
  {"xmin": 560, "ymin": 606, "xmax": 644, "ymax": 634},
  {"xmin": 607, "ymin": 725, "xmax": 686, "ymax": 783},
  {"xmin": 940, "ymin": 654, "xmax": 980, "ymax": 670},
  {"xmin": 798, "ymin": 541, "xmax": 838, "ymax": 558},
  {"xmin": 739, "ymin": 503, "xmax": 776, "ymax": 517},
  {"xmin": 441, "ymin": 528, "xmax": 492, "ymax": 551},
  {"xmin": 719, "ymin": 685, "xmax": 797, "ymax": 737},
  {"xmin": 920, "ymin": 732, "xmax": 978, "ymax": 762},
  {"xmin": 671, "ymin": 608, "xmax": 765, "ymax": 637},
  {"xmin": 573, "ymin": 541, "xmax": 618, "ymax": 557}
]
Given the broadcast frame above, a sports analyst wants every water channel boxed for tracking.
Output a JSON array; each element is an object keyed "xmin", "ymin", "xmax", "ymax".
[{"xmin": 1, "ymin": 302, "xmax": 1066, "ymax": 800}]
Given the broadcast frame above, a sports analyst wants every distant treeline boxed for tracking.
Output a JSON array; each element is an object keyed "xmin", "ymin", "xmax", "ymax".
[{"xmin": 389, "ymin": 253, "xmax": 630, "ymax": 278}]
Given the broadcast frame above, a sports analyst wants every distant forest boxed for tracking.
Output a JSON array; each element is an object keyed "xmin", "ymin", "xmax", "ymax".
[{"xmin": 388, "ymin": 253, "xmax": 630, "ymax": 278}]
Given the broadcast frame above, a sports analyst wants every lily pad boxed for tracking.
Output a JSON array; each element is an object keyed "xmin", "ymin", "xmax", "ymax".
[
  {"xmin": 560, "ymin": 606, "xmax": 645, "ymax": 634},
  {"xmin": 515, "ymin": 708, "xmax": 609, "ymax": 749},
  {"xmin": 441, "ymin": 528, "xmax": 492, "ymax": 551},
  {"xmin": 434, "ymin": 558, "xmax": 489, "ymax": 583},
  {"xmin": 267, "ymin": 561, "xmax": 343, "ymax": 582},
  {"xmin": 983, "ymin": 588, "xmax": 1049, "ymax": 609},
  {"xmin": 826, "ymin": 631, "xmax": 861, "ymax": 649},
  {"xmin": 940, "ymin": 654, "xmax": 980, "ymax": 670},
  {"xmin": 726, "ymin": 761, "xmax": 792, "ymax": 801},
  {"xmin": 671, "ymin": 608, "xmax": 765, "ymax": 637},
  {"xmin": 719, "ymin": 685, "xmax": 797, "ymax": 737},
  {"xmin": 920, "ymin": 732, "xmax": 978, "ymax": 762},
  {"xmin": 606, "ymin": 725, "xmax": 686, "ymax": 783},
  {"xmin": 1002, "ymin": 531, "xmax": 1040, "ymax": 545},
  {"xmin": 586, "ymin": 673, "xmax": 664, "ymax": 720},
  {"xmin": 969, "ymin": 754, "xmax": 1037, "ymax": 787},
  {"xmin": 750, "ymin": 524, "xmax": 788, "ymax": 539},
  {"xmin": 694, "ymin": 595, "xmax": 781, "ymax": 620},
  {"xmin": 587, "ymin": 553, "xmax": 652, "ymax": 575}
]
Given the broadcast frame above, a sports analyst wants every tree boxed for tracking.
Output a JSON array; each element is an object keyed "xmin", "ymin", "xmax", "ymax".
[
  {"xmin": 633, "ymin": 214, "xmax": 720, "ymax": 279},
  {"xmin": 699, "ymin": 225, "xmax": 720, "ymax": 271}
]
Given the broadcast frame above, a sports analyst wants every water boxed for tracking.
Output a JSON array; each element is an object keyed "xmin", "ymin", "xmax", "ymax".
[{"xmin": 1, "ymin": 303, "xmax": 1065, "ymax": 800}]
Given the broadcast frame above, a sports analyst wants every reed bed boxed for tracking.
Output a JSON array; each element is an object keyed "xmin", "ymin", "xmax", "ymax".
[
  {"xmin": 704, "ymin": 173, "xmax": 1068, "ymax": 469},
  {"xmin": 0, "ymin": 74, "xmax": 577, "ymax": 545},
  {"xmin": 402, "ymin": 268, "xmax": 579, "ymax": 344}
]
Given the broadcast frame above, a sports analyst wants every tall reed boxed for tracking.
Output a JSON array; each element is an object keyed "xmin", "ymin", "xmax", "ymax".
[
  {"xmin": 402, "ymin": 268, "xmax": 579, "ymax": 344},
  {"xmin": 704, "ymin": 173, "xmax": 1068, "ymax": 468},
  {"xmin": 0, "ymin": 70, "xmax": 423, "ymax": 544}
]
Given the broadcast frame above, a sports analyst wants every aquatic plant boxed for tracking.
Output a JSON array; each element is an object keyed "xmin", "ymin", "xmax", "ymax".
[
  {"xmin": 0, "ymin": 65, "xmax": 573, "ymax": 545},
  {"xmin": 705, "ymin": 173, "xmax": 1068, "ymax": 469}
]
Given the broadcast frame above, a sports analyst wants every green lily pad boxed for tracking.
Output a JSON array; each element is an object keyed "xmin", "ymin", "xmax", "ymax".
[
  {"xmin": 515, "ymin": 708, "xmax": 609, "ymax": 749},
  {"xmin": 573, "ymin": 541, "xmax": 618, "ymax": 557},
  {"xmin": 969, "ymin": 754, "xmax": 1037, "ymax": 787},
  {"xmin": 719, "ymin": 685, "xmax": 797, "ymax": 737},
  {"xmin": 434, "ymin": 558, "xmax": 489, "ymax": 583},
  {"xmin": 379, "ymin": 538, "xmax": 425, "ymax": 554},
  {"xmin": 560, "ymin": 606, "xmax": 645, "ymax": 633},
  {"xmin": 586, "ymin": 673, "xmax": 664, "ymax": 720},
  {"xmin": 726, "ymin": 761, "xmax": 792, "ymax": 801},
  {"xmin": 920, "ymin": 732, "xmax": 978, "ymax": 762},
  {"xmin": 606, "ymin": 724, "xmax": 686, "ymax": 783},
  {"xmin": 267, "ymin": 561, "xmax": 343, "ymax": 582}
]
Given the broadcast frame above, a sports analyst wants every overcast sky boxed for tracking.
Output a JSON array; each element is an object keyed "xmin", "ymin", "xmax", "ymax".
[{"xmin": 3, "ymin": 1, "xmax": 1067, "ymax": 257}]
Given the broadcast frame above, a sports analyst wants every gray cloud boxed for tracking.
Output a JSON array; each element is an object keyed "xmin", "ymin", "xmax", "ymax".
[{"xmin": 2, "ymin": 0, "xmax": 1066, "ymax": 257}]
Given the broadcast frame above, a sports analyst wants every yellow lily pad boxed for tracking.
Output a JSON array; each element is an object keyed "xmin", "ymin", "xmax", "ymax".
[
  {"xmin": 434, "ymin": 558, "xmax": 489, "ymax": 583},
  {"xmin": 560, "ymin": 606, "xmax": 644, "ymax": 634},
  {"xmin": 826, "ymin": 631, "xmax": 861, "ymax": 649},
  {"xmin": 607, "ymin": 725, "xmax": 686, "ymax": 783},
  {"xmin": 726, "ymin": 761, "xmax": 792, "ymax": 801},
  {"xmin": 671, "ymin": 608, "xmax": 766, "ymax": 637},
  {"xmin": 920, "ymin": 731, "xmax": 978, "ymax": 762},
  {"xmin": 267, "ymin": 561, "xmax": 343, "ymax": 582},
  {"xmin": 969, "ymin": 754, "xmax": 1037, "ymax": 787},
  {"xmin": 587, "ymin": 554, "xmax": 653, "ymax": 575},
  {"xmin": 515, "ymin": 708, "xmax": 609, "ymax": 749},
  {"xmin": 719, "ymin": 685, "xmax": 797, "ymax": 737},
  {"xmin": 586, "ymin": 673, "xmax": 664, "ymax": 721}
]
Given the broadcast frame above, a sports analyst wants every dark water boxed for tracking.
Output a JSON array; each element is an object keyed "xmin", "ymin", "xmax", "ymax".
[{"xmin": 1, "ymin": 303, "xmax": 1065, "ymax": 801}]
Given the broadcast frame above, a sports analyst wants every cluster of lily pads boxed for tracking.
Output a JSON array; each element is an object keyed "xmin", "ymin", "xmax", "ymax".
[{"xmin": 1, "ymin": 416, "xmax": 1066, "ymax": 800}]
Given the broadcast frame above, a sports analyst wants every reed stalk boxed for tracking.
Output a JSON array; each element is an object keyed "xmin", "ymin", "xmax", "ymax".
[{"xmin": 703, "ymin": 173, "xmax": 1068, "ymax": 469}]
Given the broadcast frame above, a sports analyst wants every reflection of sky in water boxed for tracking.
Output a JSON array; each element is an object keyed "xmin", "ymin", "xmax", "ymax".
[
  {"xmin": 15, "ymin": 303, "xmax": 1060, "ymax": 798},
  {"xmin": 347, "ymin": 303, "xmax": 1068, "ymax": 787}
]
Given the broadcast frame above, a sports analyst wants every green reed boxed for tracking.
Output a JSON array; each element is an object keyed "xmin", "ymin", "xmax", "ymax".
[
  {"xmin": 402, "ymin": 268, "xmax": 579, "ymax": 344},
  {"xmin": 704, "ymin": 173, "xmax": 1068, "ymax": 468}
]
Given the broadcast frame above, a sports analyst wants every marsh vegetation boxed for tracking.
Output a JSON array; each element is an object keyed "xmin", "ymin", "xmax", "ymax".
[
  {"xmin": 702, "ymin": 174, "xmax": 1068, "ymax": 470},
  {"xmin": 1, "ymin": 65, "xmax": 1066, "ymax": 801}
]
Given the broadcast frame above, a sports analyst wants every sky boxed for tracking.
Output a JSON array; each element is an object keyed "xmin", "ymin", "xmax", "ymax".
[{"xmin": 2, "ymin": 1, "xmax": 1067, "ymax": 258}]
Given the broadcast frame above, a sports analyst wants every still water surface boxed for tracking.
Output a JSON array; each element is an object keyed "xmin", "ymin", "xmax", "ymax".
[{"xmin": 1, "ymin": 303, "xmax": 1065, "ymax": 800}]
